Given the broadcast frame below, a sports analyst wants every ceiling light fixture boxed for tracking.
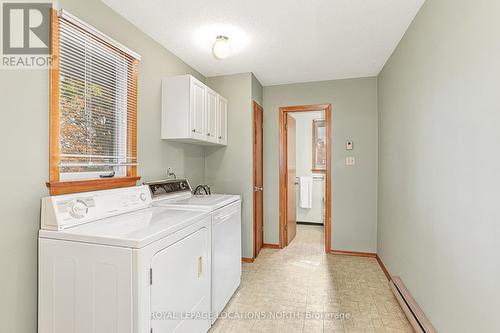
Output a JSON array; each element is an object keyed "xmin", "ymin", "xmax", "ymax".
[{"xmin": 212, "ymin": 35, "xmax": 231, "ymax": 59}]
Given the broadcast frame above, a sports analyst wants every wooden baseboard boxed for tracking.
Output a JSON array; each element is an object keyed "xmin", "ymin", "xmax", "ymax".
[
  {"xmin": 330, "ymin": 250, "xmax": 391, "ymax": 281},
  {"xmin": 262, "ymin": 243, "xmax": 280, "ymax": 249},
  {"xmin": 376, "ymin": 255, "xmax": 392, "ymax": 281},
  {"xmin": 330, "ymin": 249, "xmax": 377, "ymax": 258},
  {"xmin": 242, "ymin": 257, "xmax": 255, "ymax": 263}
]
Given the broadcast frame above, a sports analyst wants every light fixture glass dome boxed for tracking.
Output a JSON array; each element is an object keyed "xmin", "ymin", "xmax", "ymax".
[{"xmin": 212, "ymin": 36, "xmax": 231, "ymax": 59}]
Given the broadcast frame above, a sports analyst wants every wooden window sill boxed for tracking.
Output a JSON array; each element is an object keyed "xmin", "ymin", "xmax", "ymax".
[{"xmin": 46, "ymin": 176, "xmax": 141, "ymax": 195}]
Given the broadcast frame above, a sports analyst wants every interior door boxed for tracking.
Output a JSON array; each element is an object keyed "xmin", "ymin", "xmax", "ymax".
[
  {"xmin": 286, "ymin": 114, "xmax": 297, "ymax": 245},
  {"xmin": 217, "ymin": 96, "xmax": 228, "ymax": 145},
  {"xmin": 190, "ymin": 79, "xmax": 206, "ymax": 140},
  {"xmin": 150, "ymin": 227, "xmax": 210, "ymax": 333},
  {"xmin": 206, "ymin": 88, "xmax": 218, "ymax": 143},
  {"xmin": 253, "ymin": 102, "xmax": 264, "ymax": 258}
]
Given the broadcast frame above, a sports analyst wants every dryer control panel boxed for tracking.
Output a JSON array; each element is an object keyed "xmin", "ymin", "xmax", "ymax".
[
  {"xmin": 145, "ymin": 179, "xmax": 192, "ymax": 199},
  {"xmin": 41, "ymin": 186, "xmax": 152, "ymax": 230}
]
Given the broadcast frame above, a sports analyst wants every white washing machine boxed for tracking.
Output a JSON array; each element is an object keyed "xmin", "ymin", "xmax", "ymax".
[
  {"xmin": 145, "ymin": 179, "xmax": 241, "ymax": 322},
  {"xmin": 38, "ymin": 185, "xmax": 212, "ymax": 333}
]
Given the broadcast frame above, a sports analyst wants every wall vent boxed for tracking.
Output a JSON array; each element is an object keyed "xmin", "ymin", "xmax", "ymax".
[{"xmin": 390, "ymin": 276, "xmax": 438, "ymax": 333}]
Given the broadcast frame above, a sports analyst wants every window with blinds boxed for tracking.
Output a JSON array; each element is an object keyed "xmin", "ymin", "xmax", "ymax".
[{"xmin": 48, "ymin": 9, "xmax": 141, "ymax": 194}]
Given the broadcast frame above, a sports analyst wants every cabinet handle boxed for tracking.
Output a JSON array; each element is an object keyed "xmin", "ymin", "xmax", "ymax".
[
  {"xmin": 192, "ymin": 129, "xmax": 196, "ymax": 132},
  {"xmin": 207, "ymin": 133, "xmax": 211, "ymax": 136},
  {"xmin": 219, "ymin": 136, "xmax": 222, "ymax": 139}
]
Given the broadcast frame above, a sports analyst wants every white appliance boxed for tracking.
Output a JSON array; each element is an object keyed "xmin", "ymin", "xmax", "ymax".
[
  {"xmin": 38, "ymin": 185, "xmax": 212, "ymax": 333},
  {"xmin": 145, "ymin": 179, "xmax": 241, "ymax": 322}
]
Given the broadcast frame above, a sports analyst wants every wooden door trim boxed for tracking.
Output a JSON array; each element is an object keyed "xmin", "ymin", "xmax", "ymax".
[
  {"xmin": 279, "ymin": 104, "xmax": 332, "ymax": 253},
  {"xmin": 285, "ymin": 114, "xmax": 298, "ymax": 244},
  {"xmin": 253, "ymin": 101, "xmax": 264, "ymax": 259}
]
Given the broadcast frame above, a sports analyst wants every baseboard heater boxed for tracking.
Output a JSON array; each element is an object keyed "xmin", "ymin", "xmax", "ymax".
[{"xmin": 389, "ymin": 276, "xmax": 438, "ymax": 333}]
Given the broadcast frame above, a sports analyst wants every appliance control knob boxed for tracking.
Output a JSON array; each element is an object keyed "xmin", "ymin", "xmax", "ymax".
[
  {"xmin": 69, "ymin": 199, "xmax": 88, "ymax": 219},
  {"xmin": 180, "ymin": 182, "xmax": 186, "ymax": 190},
  {"xmin": 139, "ymin": 192, "xmax": 147, "ymax": 202}
]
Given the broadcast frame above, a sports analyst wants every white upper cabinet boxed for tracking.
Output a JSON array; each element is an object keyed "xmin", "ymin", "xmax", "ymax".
[
  {"xmin": 205, "ymin": 88, "xmax": 218, "ymax": 144},
  {"xmin": 161, "ymin": 75, "xmax": 227, "ymax": 146},
  {"xmin": 190, "ymin": 79, "xmax": 206, "ymax": 141},
  {"xmin": 217, "ymin": 96, "xmax": 228, "ymax": 145}
]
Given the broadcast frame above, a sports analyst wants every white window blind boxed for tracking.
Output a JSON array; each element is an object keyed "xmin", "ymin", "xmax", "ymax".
[{"xmin": 57, "ymin": 10, "xmax": 140, "ymax": 181}]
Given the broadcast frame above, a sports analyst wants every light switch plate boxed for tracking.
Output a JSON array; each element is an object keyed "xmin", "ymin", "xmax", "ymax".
[{"xmin": 346, "ymin": 156, "xmax": 356, "ymax": 166}]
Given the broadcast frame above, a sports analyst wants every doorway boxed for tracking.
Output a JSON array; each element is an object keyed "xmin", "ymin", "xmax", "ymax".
[
  {"xmin": 253, "ymin": 101, "xmax": 264, "ymax": 258},
  {"xmin": 279, "ymin": 104, "xmax": 332, "ymax": 253}
]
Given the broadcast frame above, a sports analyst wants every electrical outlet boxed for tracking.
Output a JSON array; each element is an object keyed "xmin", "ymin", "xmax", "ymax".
[{"xmin": 166, "ymin": 167, "xmax": 176, "ymax": 179}]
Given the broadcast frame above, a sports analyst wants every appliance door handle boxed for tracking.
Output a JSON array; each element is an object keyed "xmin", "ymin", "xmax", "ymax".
[{"xmin": 216, "ymin": 211, "xmax": 237, "ymax": 221}]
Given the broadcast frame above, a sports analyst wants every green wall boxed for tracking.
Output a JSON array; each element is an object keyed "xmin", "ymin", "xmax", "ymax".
[
  {"xmin": 205, "ymin": 73, "xmax": 255, "ymax": 258},
  {"xmin": 378, "ymin": 0, "xmax": 500, "ymax": 331},
  {"xmin": 251, "ymin": 73, "xmax": 264, "ymax": 106},
  {"xmin": 263, "ymin": 78, "xmax": 379, "ymax": 252}
]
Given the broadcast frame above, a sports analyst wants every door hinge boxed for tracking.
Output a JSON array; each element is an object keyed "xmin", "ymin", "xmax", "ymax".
[{"xmin": 149, "ymin": 268, "xmax": 153, "ymax": 285}]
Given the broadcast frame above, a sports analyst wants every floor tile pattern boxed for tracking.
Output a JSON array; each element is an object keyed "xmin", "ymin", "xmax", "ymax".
[{"xmin": 210, "ymin": 225, "xmax": 413, "ymax": 333}]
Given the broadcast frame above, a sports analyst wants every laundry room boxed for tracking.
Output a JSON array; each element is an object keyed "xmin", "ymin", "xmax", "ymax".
[{"xmin": 1, "ymin": 0, "xmax": 500, "ymax": 332}]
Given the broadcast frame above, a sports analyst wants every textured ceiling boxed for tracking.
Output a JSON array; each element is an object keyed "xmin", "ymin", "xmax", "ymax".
[{"xmin": 102, "ymin": 0, "xmax": 425, "ymax": 86}]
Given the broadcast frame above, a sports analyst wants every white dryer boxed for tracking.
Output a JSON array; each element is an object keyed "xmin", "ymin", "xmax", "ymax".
[
  {"xmin": 145, "ymin": 179, "xmax": 241, "ymax": 322},
  {"xmin": 38, "ymin": 185, "xmax": 212, "ymax": 333}
]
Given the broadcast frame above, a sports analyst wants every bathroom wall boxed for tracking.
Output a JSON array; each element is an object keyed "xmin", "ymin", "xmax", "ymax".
[{"xmin": 291, "ymin": 112, "xmax": 325, "ymax": 224}]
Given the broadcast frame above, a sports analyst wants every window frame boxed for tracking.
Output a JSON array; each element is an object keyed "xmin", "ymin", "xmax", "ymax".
[{"xmin": 46, "ymin": 9, "xmax": 140, "ymax": 195}]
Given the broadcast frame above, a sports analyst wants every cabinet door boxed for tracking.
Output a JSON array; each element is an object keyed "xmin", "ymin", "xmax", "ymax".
[
  {"xmin": 217, "ymin": 96, "xmax": 228, "ymax": 145},
  {"xmin": 190, "ymin": 79, "xmax": 206, "ymax": 140},
  {"xmin": 206, "ymin": 88, "xmax": 218, "ymax": 143},
  {"xmin": 150, "ymin": 227, "xmax": 210, "ymax": 333}
]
